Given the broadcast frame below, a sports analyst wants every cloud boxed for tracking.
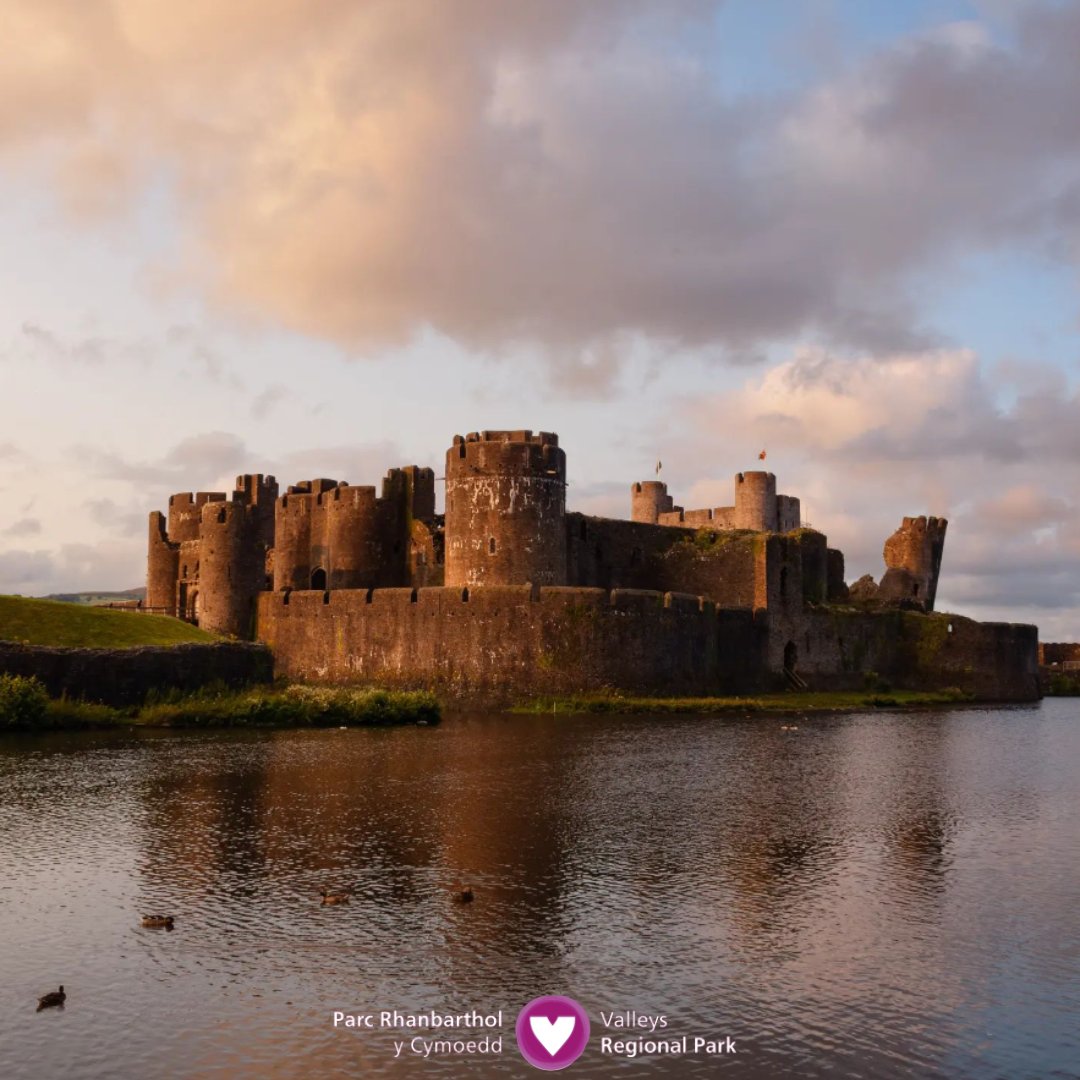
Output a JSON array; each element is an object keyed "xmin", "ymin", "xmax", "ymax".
[
  {"xmin": 274, "ymin": 441, "xmax": 405, "ymax": 487},
  {"xmin": 1, "ymin": 2, "xmax": 1079, "ymax": 364},
  {"xmin": 251, "ymin": 383, "xmax": 288, "ymax": 420},
  {"xmin": 84, "ymin": 498, "xmax": 145, "ymax": 538},
  {"xmin": 12, "ymin": 322, "xmax": 155, "ymax": 368},
  {"xmin": 0, "ymin": 549, "xmax": 54, "ymax": 588},
  {"xmin": 0, "ymin": 541, "xmax": 145, "ymax": 596},
  {"xmin": 2, "ymin": 518, "xmax": 42, "ymax": 538},
  {"xmin": 76, "ymin": 430, "xmax": 251, "ymax": 487}
]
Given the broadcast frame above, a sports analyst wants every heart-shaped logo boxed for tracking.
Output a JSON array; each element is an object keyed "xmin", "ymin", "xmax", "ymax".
[
  {"xmin": 516, "ymin": 995, "xmax": 591, "ymax": 1070},
  {"xmin": 530, "ymin": 1015, "xmax": 575, "ymax": 1057}
]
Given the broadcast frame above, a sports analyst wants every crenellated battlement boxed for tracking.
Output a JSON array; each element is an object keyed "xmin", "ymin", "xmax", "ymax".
[
  {"xmin": 263, "ymin": 583, "xmax": 718, "ymax": 615},
  {"xmin": 453, "ymin": 430, "xmax": 560, "ymax": 448}
]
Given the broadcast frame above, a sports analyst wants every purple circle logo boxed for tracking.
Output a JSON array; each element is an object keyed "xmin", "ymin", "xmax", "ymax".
[{"xmin": 515, "ymin": 995, "xmax": 590, "ymax": 1071}]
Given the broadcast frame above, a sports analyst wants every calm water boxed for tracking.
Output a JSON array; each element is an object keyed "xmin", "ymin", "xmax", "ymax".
[{"xmin": 1, "ymin": 702, "xmax": 1078, "ymax": 1079}]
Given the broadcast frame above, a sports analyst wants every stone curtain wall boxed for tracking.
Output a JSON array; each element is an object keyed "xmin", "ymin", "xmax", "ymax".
[
  {"xmin": 1039, "ymin": 642, "xmax": 1080, "ymax": 665},
  {"xmin": 0, "ymin": 642, "xmax": 273, "ymax": 706},
  {"xmin": 567, "ymin": 514, "xmax": 765, "ymax": 608},
  {"xmin": 258, "ymin": 587, "xmax": 1039, "ymax": 703},
  {"xmin": 257, "ymin": 586, "xmax": 762, "ymax": 703},
  {"xmin": 767, "ymin": 609, "xmax": 1040, "ymax": 701}
]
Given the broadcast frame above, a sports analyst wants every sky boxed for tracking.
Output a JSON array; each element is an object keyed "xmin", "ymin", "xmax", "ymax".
[{"xmin": 1, "ymin": 0, "xmax": 1079, "ymax": 638}]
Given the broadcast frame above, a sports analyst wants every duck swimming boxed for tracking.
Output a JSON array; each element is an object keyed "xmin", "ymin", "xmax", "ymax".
[
  {"xmin": 141, "ymin": 915, "xmax": 175, "ymax": 929},
  {"xmin": 320, "ymin": 889, "xmax": 350, "ymax": 905},
  {"xmin": 36, "ymin": 986, "xmax": 65, "ymax": 1011}
]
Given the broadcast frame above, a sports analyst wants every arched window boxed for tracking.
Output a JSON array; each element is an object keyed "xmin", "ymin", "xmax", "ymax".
[
  {"xmin": 310, "ymin": 567, "xmax": 327, "ymax": 591},
  {"xmin": 488, "ymin": 537, "xmax": 497, "ymax": 555}
]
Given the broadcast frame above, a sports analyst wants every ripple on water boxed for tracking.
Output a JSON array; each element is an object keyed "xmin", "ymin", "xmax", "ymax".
[{"xmin": 0, "ymin": 705, "xmax": 1078, "ymax": 1078}]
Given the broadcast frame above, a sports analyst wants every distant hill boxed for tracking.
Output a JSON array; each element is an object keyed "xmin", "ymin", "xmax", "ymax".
[
  {"xmin": 42, "ymin": 588, "xmax": 147, "ymax": 606},
  {"xmin": 0, "ymin": 595, "xmax": 216, "ymax": 648}
]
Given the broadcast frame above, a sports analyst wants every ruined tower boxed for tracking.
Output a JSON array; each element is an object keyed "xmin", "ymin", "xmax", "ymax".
[
  {"xmin": 877, "ymin": 516, "xmax": 948, "ymax": 611},
  {"xmin": 631, "ymin": 481, "xmax": 674, "ymax": 525},
  {"xmin": 445, "ymin": 430, "xmax": 567, "ymax": 588}
]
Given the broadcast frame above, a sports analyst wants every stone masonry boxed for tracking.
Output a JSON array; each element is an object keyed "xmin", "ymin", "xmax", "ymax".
[{"xmin": 146, "ymin": 429, "xmax": 1039, "ymax": 702}]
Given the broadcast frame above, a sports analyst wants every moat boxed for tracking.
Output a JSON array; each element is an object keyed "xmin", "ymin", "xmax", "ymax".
[{"xmin": 2, "ymin": 703, "xmax": 1077, "ymax": 1078}]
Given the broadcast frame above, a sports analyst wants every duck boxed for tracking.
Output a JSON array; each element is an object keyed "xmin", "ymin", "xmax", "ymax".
[
  {"xmin": 36, "ymin": 986, "xmax": 65, "ymax": 1011},
  {"xmin": 453, "ymin": 884, "xmax": 475, "ymax": 904},
  {"xmin": 141, "ymin": 915, "xmax": 175, "ymax": 929},
  {"xmin": 320, "ymin": 888, "xmax": 350, "ymax": 905}
]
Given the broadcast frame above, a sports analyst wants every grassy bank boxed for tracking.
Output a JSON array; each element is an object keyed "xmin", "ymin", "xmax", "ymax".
[
  {"xmin": 514, "ymin": 688, "xmax": 975, "ymax": 715},
  {"xmin": 1045, "ymin": 675, "xmax": 1080, "ymax": 696},
  {"xmin": 0, "ymin": 595, "xmax": 215, "ymax": 648},
  {"xmin": 0, "ymin": 675, "xmax": 439, "ymax": 730}
]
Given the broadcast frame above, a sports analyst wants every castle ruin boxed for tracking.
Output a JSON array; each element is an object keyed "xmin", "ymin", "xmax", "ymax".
[{"xmin": 146, "ymin": 429, "xmax": 1039, "ymax": 702}]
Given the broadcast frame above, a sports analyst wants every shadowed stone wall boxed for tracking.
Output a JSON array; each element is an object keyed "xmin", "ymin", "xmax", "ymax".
[
  {"xmin": 257, "ymin": 586, "xmax": 763, "ymax": 703},
  {"xmin": 766, "ymin": 609, "xmax": 1039, "ymax": 701},
  {"xmin": 0, "ymin": 642, "xmax": 272, "ymax": 706},
  {"xmin": 256, "ymin": 586, "xmax": 1038, "ymax": 703}
]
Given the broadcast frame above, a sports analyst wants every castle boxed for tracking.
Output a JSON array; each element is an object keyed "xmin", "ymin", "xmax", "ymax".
[{"xmin": 146, "ymin": 429, "xmax": 1038, "ymax": 702}]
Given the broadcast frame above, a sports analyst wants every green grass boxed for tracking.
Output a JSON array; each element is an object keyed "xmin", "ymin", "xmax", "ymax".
[
  {"xmin": 1046, "ymin": 674, "xmax": 1080, "ymax": 696},
  {"xmin": 514, "ymin": 688, "xmax": 974, "ymax": 715},
  {"xmin": 0, "ymin": 675, "xmax": 440, "ymax": 730},
  {"xmin": 681, "ymin": 528, "xmax": 757, "ymax": 553},
  {"xmin": 0, "ymin": 595, "xmax": 216, "ymax": 648}
]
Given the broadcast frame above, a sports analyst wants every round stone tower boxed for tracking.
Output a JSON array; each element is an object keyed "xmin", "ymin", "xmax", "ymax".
[
  {"xmin": 631, "ymin": 481, "xmax": 674, "ymax": 524},
  {"xmin": 445, "ymin": 430, "xmax": 567, "ymax": 588},
  {"xmin": 273, "ymin": 492, "xmax": 312, "ymax": 591},
  {"xmin": 734, "ymin": 471, "xmax": 778, "ymax": 532},
  {"xmin": 198, "ymin": 501, "xmax": 262, "ymax": 637},
  {"xmin": 146, "ymin": 512, "xmax": 179, "ymax": 615}
]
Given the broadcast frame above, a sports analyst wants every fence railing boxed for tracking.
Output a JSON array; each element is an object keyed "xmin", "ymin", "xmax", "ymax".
[{"xmin": 101, "ymin": 603, "xmax": 174, "ymax": 616}]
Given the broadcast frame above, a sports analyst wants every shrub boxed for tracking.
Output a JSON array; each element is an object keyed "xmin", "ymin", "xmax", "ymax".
[
  {"xmin": 862, "ymin": 670, "xmax": 892, "ymax": 693},
  {"xmin": 135, "ymin": 684, "xmax": 440, "ymax": 728},
  {"xmin": 0, "ymin": 673, "xmax": 49, "ymax": 728},
  {"xmin": 46, "ymin": 698, "xmax": 124, "ymax": 727}
]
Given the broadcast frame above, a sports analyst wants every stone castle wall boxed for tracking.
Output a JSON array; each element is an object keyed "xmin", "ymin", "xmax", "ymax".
[
  {"xmin": 256, "ymin": 585, "xmax": 1038, "ymax": 703},
  {"xmin": 257, "ymin": 585, "xmax": 763, "ymax": 703},
  {"xmin": 765, "ymin": 609, "xmax": 1039, "ymax": 700},
  {"xmin": 1039, "ymin": 642, "xmax": 1080, "ymax": 665},
  {"xmin": 565, "ymin": 516, "xmax": 829, "ymax": 614},
  {"xmin": 0, "ymin": 641, "xmax": 272, "ymax": 706}
]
